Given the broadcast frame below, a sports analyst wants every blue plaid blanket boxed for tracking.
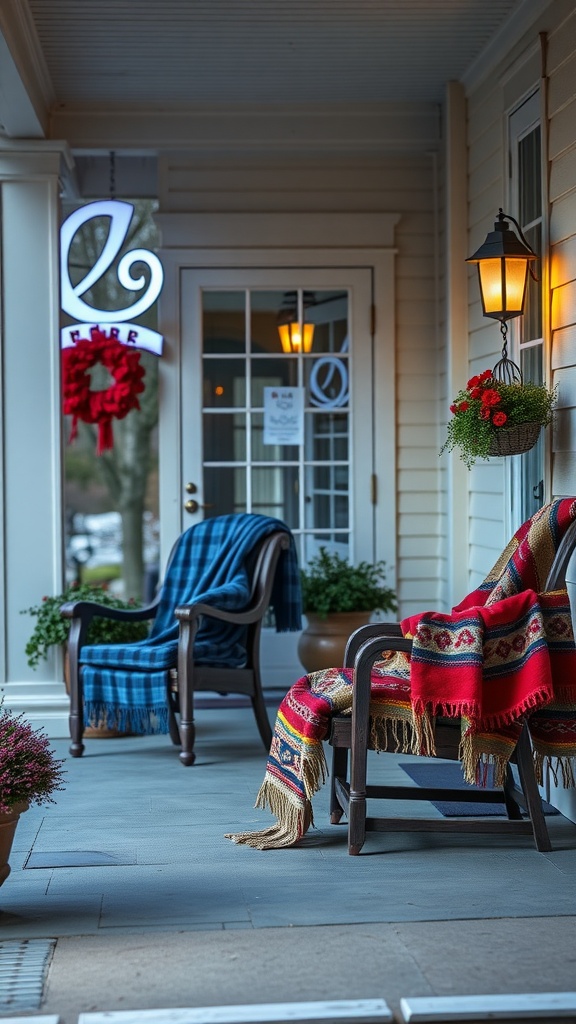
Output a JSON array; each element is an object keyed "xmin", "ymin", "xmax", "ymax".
[{"xmin": 80, "ymin": 514, "xmax": 301, "ymax": 734}]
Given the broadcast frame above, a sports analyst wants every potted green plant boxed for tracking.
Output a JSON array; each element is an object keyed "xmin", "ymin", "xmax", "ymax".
[
  {"xmin": 22, "ymin": 582, "xmax": 150, "ymax": 738},
  {"xmin": 441, "ymin": 369, "xmax": 557, "ymax": 469},
  {"xmin": 22, "ymin": 582, "xmax": 149, "ymax": 670},
  {"xmin": 298, "ymin": 547, "xmax": 397, "ymax": 672},
  {"xmin": 0, "ymin": 694, "xmax": 65, "ymax": 887}
]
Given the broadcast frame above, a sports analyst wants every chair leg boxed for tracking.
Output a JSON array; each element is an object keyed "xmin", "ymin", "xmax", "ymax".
[
  {"xmin": 515, "ymin": 724, "xmax": 552, "ymax": 852},
  {"xmin": 167, "ymin": 701, "xmax": 181, "ymax": 746},
  {"xmin": 503, "ymin": 763, "xmax": 523, "ymax": 820},
  {"xmin": 68, "ymin": 654, "xmax": 85, "ymax": 759},
  {"xmin": 330, "ymin": 745, "xmax": 348, "ymax": 824},
  {"xmin": 177, "ymin": 623, "xmax": 197, "ymax": 766},
  {"xmin": 250, "ymin": 669, "xmax": 273, "ymax": 751}
]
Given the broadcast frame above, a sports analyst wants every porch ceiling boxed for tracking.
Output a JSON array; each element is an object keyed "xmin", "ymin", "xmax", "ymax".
[{"xmin": 0, "ymin": 0, "xmax": 540, "ymax": 150}]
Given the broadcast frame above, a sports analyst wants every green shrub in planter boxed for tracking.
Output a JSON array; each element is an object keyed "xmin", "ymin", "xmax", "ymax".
[
  {"xmin": 300, "ymin": 547, "xmax": 397, "ymax": 620},
  {"xmin": 22, "ymin": 583, "xmax": 150, "ymax": 669}
]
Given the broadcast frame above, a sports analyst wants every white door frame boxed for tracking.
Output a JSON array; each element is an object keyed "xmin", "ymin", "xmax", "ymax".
[
  {"xmin": 156, "ymin": 211, "xmax": 400, "ymax": 590},
  {"xmin": 179, "ymin": 265, "xmax": 375, "ymax": 563}
]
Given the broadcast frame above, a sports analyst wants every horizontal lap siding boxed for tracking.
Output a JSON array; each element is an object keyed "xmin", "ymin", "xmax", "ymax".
[
  {"xmin": 548, "ymin": 6, "xmax": 576, "ymax": 500},
  {"xmin": 161, "ymin": 153, "xmax": 441, "ymax": 618},
  {"xmin": 395, "ymin": 172, "xmax": 443, "ymax": 615}
]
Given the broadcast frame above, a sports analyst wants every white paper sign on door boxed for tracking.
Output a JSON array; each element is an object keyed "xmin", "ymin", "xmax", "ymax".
[{"xmin": 263, "ymin": 386, "xmax": 304, "ymax": 446}]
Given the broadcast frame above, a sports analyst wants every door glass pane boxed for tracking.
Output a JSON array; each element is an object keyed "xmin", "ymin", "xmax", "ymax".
[
  {"xmin": 203, "ymin": 412, "xmax": 246, "ymax": 462},
  {"xmin": 306, "ymin": 356, "xmax": 350, "ymax": 409},
  {"xmin": 203, "ymin": 291, "xmax": 246, "ymax": 354},
  {"xmin": 251, "ymin": 290, "xmax": 288, "ymax": 354},
  {"xmin": 306, "ymin": 291, "xmax": 348, "ymax": 354},
  {"xmin": 251, "ymin": 360, "xmax": 298, "ymax": 405},
  {"xmin": 204, "ymin": 466, "xmax": 246, "ymax": 516},
  {"xmin": 251, "ymin": 413, "xmax": 299, "ymax": 461},
  {"xmin": 203, "ymin": 359, "xmax": 246, "ymax": 408},
  {"xmin": 252, "ymin": 466, "xmax": 299, "ymax": 527},
  {"xmin": 308, "ymin": 411, "xmax": 349, "ymax": 461},
  {"xmin": 200, "ymin": 286, "xmax": 354, "ymax": 569}
]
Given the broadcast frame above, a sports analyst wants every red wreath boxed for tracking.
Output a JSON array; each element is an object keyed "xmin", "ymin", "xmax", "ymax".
[{"xmin": 62, "ymin": 328, "xmax": 146, "ymax": 454}]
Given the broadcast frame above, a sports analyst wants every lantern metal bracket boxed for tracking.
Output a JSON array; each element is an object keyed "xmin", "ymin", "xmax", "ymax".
[
  {"xmin": 497, "ymin": 209, "xmax": 539, "ymax": 283},
  {"xmin": 492, "ymin": 320, "xmax": 523, "ymax": 384}
]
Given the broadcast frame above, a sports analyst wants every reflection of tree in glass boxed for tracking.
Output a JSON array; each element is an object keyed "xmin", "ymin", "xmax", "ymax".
[{"xmin": 62, "ymin": 200, "xmax": 160, "ymax": 601}]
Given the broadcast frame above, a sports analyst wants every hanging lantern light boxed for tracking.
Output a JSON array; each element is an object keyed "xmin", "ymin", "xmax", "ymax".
[
  {"xmin": 466, "ymin": 209, "xmax": 537, "ymax": 322},
  {"xmin": 277, "ymin": 291, "xmax": 315, "ymax": 354},
  {"xmin": 466, "ymin": 209, "xmax": 538, "ymax": 382}
]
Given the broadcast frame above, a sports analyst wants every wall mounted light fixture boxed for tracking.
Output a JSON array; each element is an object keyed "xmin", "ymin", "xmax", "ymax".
[
  {"xmin": 277, "ymin": 291, "xmax": 315, "ymax": 354},
  {"xmin": 466, "ymin": 208, "xmax": 538, "ymax": 381}
]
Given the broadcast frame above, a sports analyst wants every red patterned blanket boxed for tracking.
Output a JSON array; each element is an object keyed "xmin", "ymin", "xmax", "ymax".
[{"xmin": 227, "ymin": 499, "xmax": 576, "ymax": 849}]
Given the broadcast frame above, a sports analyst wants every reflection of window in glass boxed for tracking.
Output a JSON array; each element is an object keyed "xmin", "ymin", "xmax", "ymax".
[{"xmin": 62, "ymin": 199, "xmax": 161, "ymax": 603}]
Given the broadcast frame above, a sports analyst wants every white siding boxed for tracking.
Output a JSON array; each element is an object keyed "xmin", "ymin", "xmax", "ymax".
[
  {"xmin": 158, "ymin": 151, "xmax": 442, "ymax": 618},
  {"xmin": 548, "ymin": 6, "xmax": 576, "ymax": 497}
]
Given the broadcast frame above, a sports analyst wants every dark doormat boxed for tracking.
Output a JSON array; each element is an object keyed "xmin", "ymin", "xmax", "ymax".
[
  {"xmin": 194, "ymin": 688, "xmax": 286, "ymax": 709},
  {"xmin": 398, "ymin": 761, "xmax": 559, "ymax": 817}
]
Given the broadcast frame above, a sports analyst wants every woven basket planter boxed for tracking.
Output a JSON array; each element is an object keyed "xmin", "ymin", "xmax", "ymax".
[{"xmin": 488, "ymin": 421, "xmax": 542, "ymax": 457}]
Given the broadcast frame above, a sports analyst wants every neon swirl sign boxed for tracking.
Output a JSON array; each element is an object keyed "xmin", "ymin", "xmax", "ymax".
[{"xmin": 60, "ymin": 200, "xmax": 164, "ymax": 355}]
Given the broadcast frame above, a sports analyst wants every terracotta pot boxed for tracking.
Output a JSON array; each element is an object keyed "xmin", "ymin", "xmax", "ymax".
[
  {"xmin": 0, "ymin": 801, "xmax": 28, "ymax": 888},
  {"xmin": 297, "ymin": 611, "xmax": 370, "ymax": 673}
]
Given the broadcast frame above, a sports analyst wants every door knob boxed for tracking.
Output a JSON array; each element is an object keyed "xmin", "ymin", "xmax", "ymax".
[
  {"xmin": 185, "ymin": 482, "xmax": 197, "ymax": 494},
  {"xmin": 184, "ymin": 499, "xmax": 214, "ymax": 514}
]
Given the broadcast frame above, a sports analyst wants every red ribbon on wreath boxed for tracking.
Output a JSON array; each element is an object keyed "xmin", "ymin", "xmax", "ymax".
[{"xmin": 62, "ymin": 328, "xmax": 146, "ymax": 454}]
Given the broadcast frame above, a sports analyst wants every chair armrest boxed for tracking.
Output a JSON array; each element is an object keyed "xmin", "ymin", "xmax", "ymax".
[
  {"xmin": 60, "ymin": 597, "xmax": 160, "ymax": 624},
  {"xmin": 174, "ymin": 599, "xmax": 265, "ymax": 627},
  {"xmin": 344, "ymin": 621, "xmax": 403, "ymax": 667},
  {"xmin": 350, "ymin": 633, "xmax": 414, "ymax": 780},
  {"xmin": 61, "ymin": 597, "xmax": 159, "ymax": 673}
]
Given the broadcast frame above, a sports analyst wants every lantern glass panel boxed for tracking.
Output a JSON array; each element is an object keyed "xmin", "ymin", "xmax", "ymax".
[
  {"xmin": 477, "ymin": 258, "xmax": 504, "ymax": 316},
  {"xmin": 503, "ymin": 258, "xmax": 529, "ymax": 315}
]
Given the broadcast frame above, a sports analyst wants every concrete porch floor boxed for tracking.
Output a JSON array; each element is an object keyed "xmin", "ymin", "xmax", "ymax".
[{"xmin": 2, "ymin": 695, "xmax": 576, "ymax": 1023}]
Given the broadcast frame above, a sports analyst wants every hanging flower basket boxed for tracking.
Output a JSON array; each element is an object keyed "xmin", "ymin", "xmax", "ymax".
[
  {"xmin": 441, "ymin": 369, "xmax": 556, "ymax": 469},
  {"xmin": 487, "ymin": 420, "xmax": 542, "ymax": 457}
]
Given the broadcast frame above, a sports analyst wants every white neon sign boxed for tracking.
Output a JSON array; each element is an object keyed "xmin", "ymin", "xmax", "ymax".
[{"xmin": 60, "ymin": 199, "xmax": 164, "ymax": 355}]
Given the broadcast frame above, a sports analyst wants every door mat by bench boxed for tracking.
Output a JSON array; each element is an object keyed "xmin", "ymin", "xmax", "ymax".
[
  {"xmin": 194, "ymin": 689, "xmax": 286, "ymax": 710},
  {"xmin": 398, "ymin": 762, "xmax": 559, "ymax": 817}
]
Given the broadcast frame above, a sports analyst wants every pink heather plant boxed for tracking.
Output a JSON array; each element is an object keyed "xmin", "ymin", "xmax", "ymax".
[{"xmin": 0, "ymin": 695, "xmax": 65, "ymax": 814}]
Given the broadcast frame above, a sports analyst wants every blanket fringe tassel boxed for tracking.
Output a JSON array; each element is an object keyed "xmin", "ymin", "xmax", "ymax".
[
  {"xmin": 225, "ymin": 744, "xmax": 327, "ymax": 849},
  {"xmin": 534, "ymin": 753, "xmax": 576, "ymax": 789}
]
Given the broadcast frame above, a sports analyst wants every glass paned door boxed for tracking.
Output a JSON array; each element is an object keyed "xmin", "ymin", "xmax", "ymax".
[{"xmin": 180, "ymin": 268, "xmax": 375, "ymax": 567}]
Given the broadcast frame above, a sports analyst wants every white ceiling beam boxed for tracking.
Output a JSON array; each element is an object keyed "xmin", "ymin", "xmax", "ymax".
[{"xmin": 49, "ymin": 104, "xmax": 441, "ymax": 154}]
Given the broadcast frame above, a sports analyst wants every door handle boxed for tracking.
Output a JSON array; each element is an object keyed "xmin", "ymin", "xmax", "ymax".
[{"xmin": 184, "ymin": 499, "xmax": 214, "ymax": 514}]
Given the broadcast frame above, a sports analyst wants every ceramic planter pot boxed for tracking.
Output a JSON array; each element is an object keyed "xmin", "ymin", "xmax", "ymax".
[
  {"xmin": 0, "ymin": 801, "xmax": 29, "ymax": 888},
  {"xmin": 297, "ymin": 611, "xmax": 370, "ymax": 673}
]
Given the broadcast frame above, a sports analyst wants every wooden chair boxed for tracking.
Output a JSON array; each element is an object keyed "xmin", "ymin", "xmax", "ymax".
[
  {"xmin": 328, "ymin": 521, "xmax": 576, "ymax": 854},
  {"xmin": 62, "ymin": 528, "xmax": 291, "ymax": 766}
]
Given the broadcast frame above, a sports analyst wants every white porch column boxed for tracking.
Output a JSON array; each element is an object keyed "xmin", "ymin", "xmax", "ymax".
[{"xmin": 0, "ymin": 144, "xmax": 71, "ymax": 735}]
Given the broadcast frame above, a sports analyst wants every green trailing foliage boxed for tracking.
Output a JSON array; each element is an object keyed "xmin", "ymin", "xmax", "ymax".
[{"xmin": 22, "ymin": 582, "xmax": 150, "ymax": 669}]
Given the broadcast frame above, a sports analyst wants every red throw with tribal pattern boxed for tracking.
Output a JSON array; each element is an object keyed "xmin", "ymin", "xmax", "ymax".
[{"xmin": 227, "ymin": 498, "xmax": 576, "ymax": 849}]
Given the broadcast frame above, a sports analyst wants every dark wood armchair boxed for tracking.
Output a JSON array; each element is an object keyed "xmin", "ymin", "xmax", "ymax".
[
  {"xmin": 328, "ymin": 520, "xmax": 576, "ymax": 854},
  {"xmin": 61, "ymin": 528, "xmax": 291, "ymax": 766}
]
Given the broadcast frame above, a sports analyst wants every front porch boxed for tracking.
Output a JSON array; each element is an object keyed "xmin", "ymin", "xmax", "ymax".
[{"xmin": 2, "ymin": 696, "xmax": 576, "ymax": 1021}]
